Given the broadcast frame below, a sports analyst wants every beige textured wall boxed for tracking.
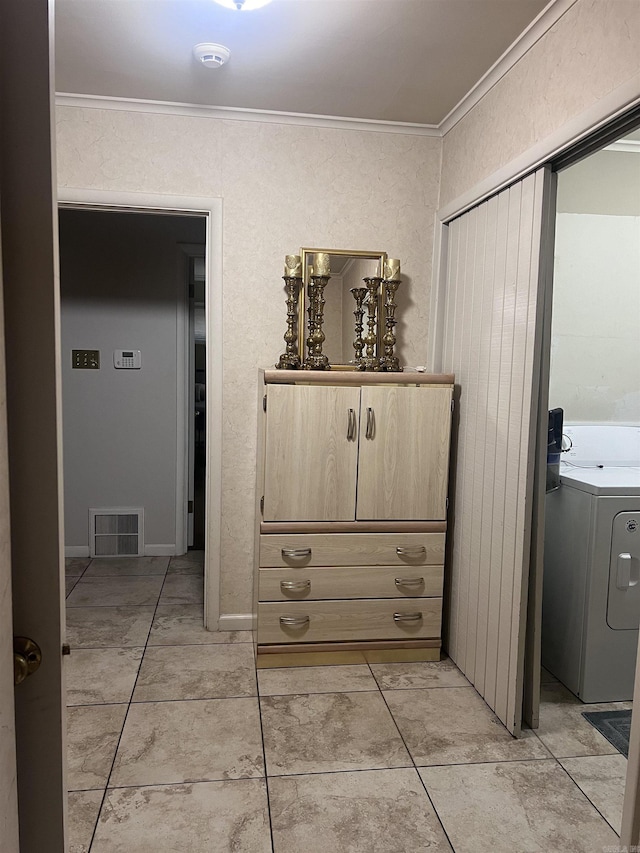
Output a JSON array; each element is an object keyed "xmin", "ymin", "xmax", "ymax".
[
  {"xmin": 440, "ymin": 0, "xmax": 640, "ymax": 208},
  {"xmin": 56, "ymin": 106, "xmax": 441, "ymax": 614}
]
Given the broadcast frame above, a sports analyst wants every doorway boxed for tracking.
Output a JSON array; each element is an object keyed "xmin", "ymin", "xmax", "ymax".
[
  {"xmin": 56, "ymin": 187, "xmax": 224, "ymax": 635},
  {"xmin": 535, "ymin": 127, "xmax": 640, "ymax": 835},
  {"xmin": 189, "ymin": 255, "xmax": 207, "ymax": 551},
  {"xmin": 58, "ymin": 205, "xmax": 217, "ymax": 849},
  {"xmin": 58, "ymin": 207, "xmax": 206, "ymax": 561}
]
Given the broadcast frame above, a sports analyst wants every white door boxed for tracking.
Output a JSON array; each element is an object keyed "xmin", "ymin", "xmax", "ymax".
[
  {"xmin": 0, "ymin": 0, "xmax": 67, "ymax": 849},
  {"xmin": 439, "ymin": 168, "xmax": 553, "ymax": 734}
]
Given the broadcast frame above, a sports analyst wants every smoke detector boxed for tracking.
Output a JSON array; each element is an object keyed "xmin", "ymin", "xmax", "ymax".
[{"xmin": 193, "ymin": 43, "xmax": 231, "ymax": 69}]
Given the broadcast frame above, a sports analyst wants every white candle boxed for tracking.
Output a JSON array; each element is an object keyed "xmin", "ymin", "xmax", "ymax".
[
  {"xmin": 314, "ymin": 253, "xmax": 330, "ymax": 277},
  {"xmin": 384, "ymin": 258, "xmax": 401, "ymax": 280},
  {"xmin": 284, "ymin": 254, "xmax": 302, "ymax": 277}
]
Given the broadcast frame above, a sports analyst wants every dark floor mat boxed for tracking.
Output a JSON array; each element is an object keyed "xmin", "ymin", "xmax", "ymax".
[{"xmin": 581, "ymin": 709, "xmax": 631, "ymax": 758}]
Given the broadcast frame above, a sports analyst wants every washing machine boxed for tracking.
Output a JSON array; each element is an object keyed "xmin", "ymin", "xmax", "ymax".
[{"xmin": 541, "ymin": 425, "xmax": 640, "ymax": 703}]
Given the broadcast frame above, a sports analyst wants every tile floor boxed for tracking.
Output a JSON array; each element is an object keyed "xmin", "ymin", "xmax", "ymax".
[{"xmin": 66, "ymin": 555, "xmax": 628, "ymax": 852}]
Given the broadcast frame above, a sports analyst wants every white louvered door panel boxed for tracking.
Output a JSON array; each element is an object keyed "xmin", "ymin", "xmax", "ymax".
[{"xmin": 441, "ymin": 168, "xmax": 550, "ymax": 735}]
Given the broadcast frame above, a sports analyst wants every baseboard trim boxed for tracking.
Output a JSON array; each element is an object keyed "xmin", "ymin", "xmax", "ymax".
[
  {"xmin": 66, "ymin": 544, "xmax": 177, "ymax": 557},
  {"xmin": 144, "ymin": 545, "xmax": 176, "ymax": 556},
  {"xmin": 65, "ymin": 546, "xmax": 90, "ymax": 558},
  {"xmin": 218, "ymin": 613, "xmax": 254, "ymax": 632}
]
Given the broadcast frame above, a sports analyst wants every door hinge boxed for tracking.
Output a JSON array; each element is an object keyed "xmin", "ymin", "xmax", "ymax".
[
  {"xmin": 263, "ymin": 394, "xmax": 267, "ymax": 412},
  {"xmin": 451, "ymin": 399, "xmax": 455, "ymax": 412},
  {"xmin": 260, "ymin": 496, "xmax": 264, "ymax": 515},
  {"xmin": 189, "ymin": 283, "xmax": 195, "ymax": 298},
  {"xmin": 446, "ymin": 497, "xmax": 449, "ymax": 511},
  {"xmin": 188, "ymin": 500, "xmax": 194, "ymax": 513}
]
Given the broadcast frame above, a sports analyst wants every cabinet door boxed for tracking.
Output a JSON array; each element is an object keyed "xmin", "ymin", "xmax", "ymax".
[
  {"xmin": 356, "ymin": 386, "xmax": 452, "ymax": 520},
  {"xmin": 263, "ymin": 384, "xmax": 360, "ymax": 521}
]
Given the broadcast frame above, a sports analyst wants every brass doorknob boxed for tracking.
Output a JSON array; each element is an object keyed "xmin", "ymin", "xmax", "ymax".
[{"xmin": 14, "ymin": 637, "xmax": 42, "ymax": 686}]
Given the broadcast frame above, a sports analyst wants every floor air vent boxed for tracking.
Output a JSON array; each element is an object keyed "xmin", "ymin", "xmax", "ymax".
[{"xmin": 89, "ymin": 508, "xmax": 144, "ymax": 557}]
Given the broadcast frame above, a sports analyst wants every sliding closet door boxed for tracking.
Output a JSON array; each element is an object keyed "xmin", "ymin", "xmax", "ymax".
[{"xmin": 441, "ymin": 168, "xmax": 552, "ymax": 734}]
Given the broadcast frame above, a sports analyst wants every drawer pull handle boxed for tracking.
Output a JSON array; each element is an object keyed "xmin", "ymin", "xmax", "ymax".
[
  {"xmin": 280, "ymin": 580, "xmax": 311, "ymax": 592},
  {"xmin": 396, "ymin": 546, "xmax": 427, "ymax": 557},
  {"xmin": 281, "ymin": 548, "xmax": 312, "ymax": 558},
  {"xmin": 279, "ymin": 615, "xmax": 310, "ymax": 627},
  {"xmin": 393, "ymin": 612, "xmax": 423, "ymax": 623},
  {"xmin": 395, "ymin": 577, "xmax": 425, "ymax": 588}
]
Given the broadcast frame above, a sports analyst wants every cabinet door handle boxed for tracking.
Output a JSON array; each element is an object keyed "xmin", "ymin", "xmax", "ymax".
[
  {"xmin": 396, "ymin": 546, "xmax": 426, "ymax": 557},
  {"xmin": 393, "ymin": 612, "xmax": 423, "ymax": 623},
  {"xmin": 281, "ymin": 548, "xmax": 312, "ymax": 558},
  {"xmin": 280, "ymin": 580, "xmax": 311, "ymax": 592},
  {"xmin": 279, "ymin": 615, "xmax": 310, "ymax": 627},
  {"xmin": 347, "ymin": 408, "xmax": 356, "ymax": 440},
  {"xmin": 365, "ymin": 407, "xmax": 374, "ymax": 439},
  {"xmin": 394, "ymin": 577, "xmax": 425, "ymax": 588}
]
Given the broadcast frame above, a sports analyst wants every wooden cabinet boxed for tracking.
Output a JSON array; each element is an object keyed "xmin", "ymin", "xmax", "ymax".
[
  {"xmin": 263, "ymin": 383, "xmax": 452, "ymax": 522},
  {"xmin": 255, "ymin": 370, "xmax": 455, "ymax": 666}
]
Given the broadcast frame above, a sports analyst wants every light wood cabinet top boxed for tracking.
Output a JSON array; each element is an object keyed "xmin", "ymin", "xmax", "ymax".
[{"xmin": 263, "ymin": 369, "xmax": 454, "ymax": 386}]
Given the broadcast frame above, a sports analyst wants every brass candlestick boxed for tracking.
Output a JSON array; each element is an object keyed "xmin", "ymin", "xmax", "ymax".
[
  {"xmin": 358, "ymin": 276, "xmax": 382, "ymax": 371},
  {"xmin": 379, "ymin": 279, "xmax": 401, "ymax": 371},
  {"xmin": 303, "ymin": 274, "xmax": 330, "ymax": 370},
  {"xmin": 350, "ymin": 287, "xmax": 368, "ymax": 366},
  {"xmin": 276, "ymin": 275, "xmax": 302, "ymax": 369},
  {"xmin": 305, "ymin": 275, "xmax": 317, "ymax": 363}
]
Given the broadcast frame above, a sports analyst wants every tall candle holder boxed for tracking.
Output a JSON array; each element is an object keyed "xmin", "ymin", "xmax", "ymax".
[
  {"xmin": 276, "ymin": 275, "xmax": 302, "ymax": 369},
  {"xmin": 379, "ymin": 278, "xmax": 401, "ymax": 371},
  {"xmin": 303, "ymin": 274, "xmax": 330, "ymax": 370},
  {"xmin": 305, "ymin": 276, "xmax": 317, "ymax": 364},
  {"xmin": 358, "ymin": 276, "xmax": 382, "ymax": 371},
  {"xmin": 350, "ymin": 287, "xmax": 368, "ymax": 366}
]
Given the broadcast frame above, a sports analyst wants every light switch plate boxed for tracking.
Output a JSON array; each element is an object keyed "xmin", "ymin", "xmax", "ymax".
[{"xmin": 72, "ymin": 349, "xmax": 100, "ymax": 369}]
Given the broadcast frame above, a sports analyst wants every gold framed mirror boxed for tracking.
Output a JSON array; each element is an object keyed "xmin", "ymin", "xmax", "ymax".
[{"xmin": 299, "ymin": 248, "xmax": 387, "ymax": 369}]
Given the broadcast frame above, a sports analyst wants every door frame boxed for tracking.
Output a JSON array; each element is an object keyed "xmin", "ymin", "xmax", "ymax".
[
  {"xmin": 176, "ymin": 243, "xmax": 205, "ymax": 554},
  {"xmin": 58, "ymin": 188, "xmax": 223, "ymax": 631}
]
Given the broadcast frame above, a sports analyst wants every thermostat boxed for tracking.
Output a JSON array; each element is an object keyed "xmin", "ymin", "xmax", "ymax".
[{"xmin": 114, "ymin": 350, "xmax": 141, "ymax": 369}]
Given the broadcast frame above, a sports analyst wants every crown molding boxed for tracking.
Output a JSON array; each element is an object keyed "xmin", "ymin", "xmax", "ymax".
[
  {"xmin": 605, "ymin": 139, "xmax": 640, "ymax": 153},
  {"xmin": 54, "ymin": 93, "xmax": 441, "ymax": 137},
  {"xmin": 439, "ymin": 0, "xmax": 579, "ymax": 135}
]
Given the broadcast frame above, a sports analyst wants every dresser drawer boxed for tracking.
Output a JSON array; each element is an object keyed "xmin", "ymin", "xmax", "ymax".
[
  {"xmin": 257, "ymin": 598, "xmax": 442, "ymax": 644},
  {"xmin": 259, "ymin": 533, "xmax": 445, "ymax": 568},
  {"xmin": 259, "ymin": 565, "xmax": 443, "ymax": 601}
]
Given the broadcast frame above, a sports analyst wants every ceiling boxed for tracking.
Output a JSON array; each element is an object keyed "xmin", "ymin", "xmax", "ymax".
[{"xmin": 55, "ymin": 0, "xmax": 549, "ymax": 126}]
